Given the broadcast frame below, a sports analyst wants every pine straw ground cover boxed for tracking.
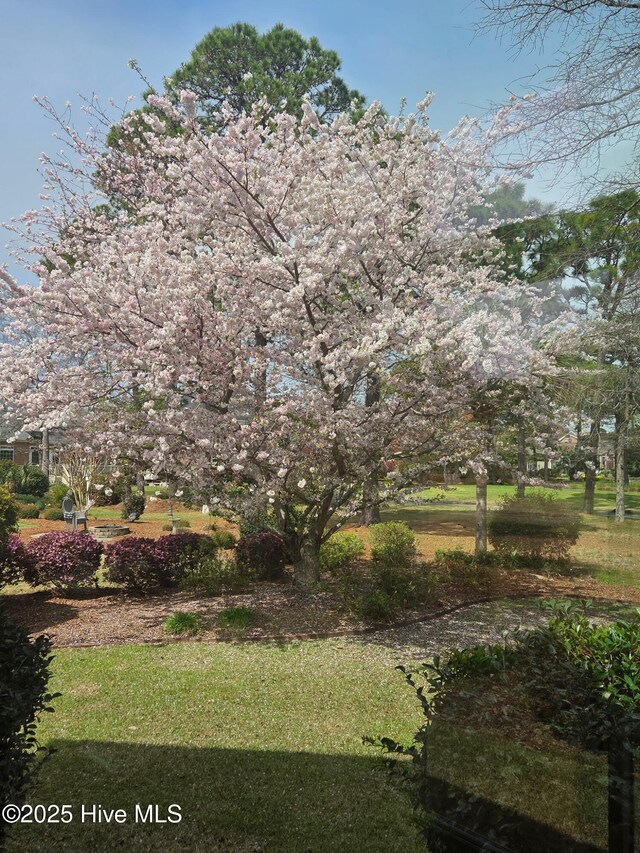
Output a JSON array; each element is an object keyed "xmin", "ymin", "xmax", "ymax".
[{"xmin": 4, "ymin": 497, "xmax": 640, "ymax": 646}]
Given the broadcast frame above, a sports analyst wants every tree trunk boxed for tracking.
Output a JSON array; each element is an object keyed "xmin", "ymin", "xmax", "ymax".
[
  {"xmin": 615, "ymin": 404, "xmax": 629, "ymax": 523},
  {"xmin": 293, "ymin": 536, "xmax": 321, "ymax": 591},
  {"xmin": 516, "ymin": 421, "xmax": 526, "ymax": 499},
  {"xmin": 608, "ymin": 732, "xmax": 635, "ymax": 853},
  {"xmin": 136, "ymin": 471, "xmax": 146, "ymax": 495},
  {"xmin": 41, "ymin": 428, "xmax": 50, "ymax": 477},
  {"xmin": 543, "ymin": 455, "xmax": 549, "ymax": 483},
  {"xmin": 583, "ymin": 421, "xmax": 600, "ymax": 515},
  {"xmin": 361, "ymin": 374, "xmax": 382, "ymax": 526},
  {"xmin": 361, "ymin": 478, "xmax": 381, "ymax": 526},
  {"xmin": 475, "ymin": 475, "xmax": 488, "ymax": 556}
]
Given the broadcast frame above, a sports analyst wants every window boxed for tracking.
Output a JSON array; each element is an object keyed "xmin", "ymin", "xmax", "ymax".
[
  {"xmin": 29, "ymin": 446, "xmax": 41, "ymax": 467},
  {"xmin": 0, "ymin": 446, "xmax": 14, "ymax": 461}
]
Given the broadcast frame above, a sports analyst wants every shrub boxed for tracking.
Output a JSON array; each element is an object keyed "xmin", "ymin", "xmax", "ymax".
[
  {"xmin": 369, "ymin": 522, "xmax": 417, "ymax": 569},
  {"xmin": 319, "ymin": 532, "xmax": 365, "ymax": 574},
  {"xmin": 218, "ymin": 606, "xmax": 255, "ymax": 629},
  {"xmin": 155, "ymin": 532, "xmax": 218, "ymax": 585},
  {"xmin": 236, "ymin": 532, "xmax": 287, "ymax": 580},
  {"xmin": 0, "ymin": 608, "xmax": 57, "ymax": 847},
  {"xmin": 344, "ymin": 561, "xmax": 439, "ymax": 623},
  {"xmin": 104, "ymin": 537, "xmax": 161, "ymax": 592},
  {"xmin": 163, "ymin": 611, "xmax": 201, "ymax": 636},
  {"xmin": 488, "ymin": 492, "xmax": 581, "ymax": 564},
  {"xmin": 44, "ymin": 482, "xmax": 69, "ymax": 508},
  {"xmin": 92, "ymin": 481, "xmax": 125, "ymax": 506},
  {"xmin": 238, "ymin": 510, "xmax": 273, "ymax": 538},
  {"xmin": 42, "ymin": 508, "xmax": 64, "ymax": 521},
  {"xmin": 211, "ymin": 529, "xmax": 237, "ymax": 549},
  {"xmin": 121, "ymin": 493, "xmax": 146, "ymax": 521},
  {"xmin": 181, "ymin": 553, "xmax": 253, "ymax": 596},
  {"xmin": 17, "ymin": 504, "xmax": 40, "ymax": 520},
  {"xmin": 19, "ymin": 467, "xmax": 49, "ymax": 498},
  {"xmin": 161, "ymin": 519, "xmax": 191, "ymax": 531},
  {"xmin": 0, "ymin": 535, "xmax": 35, "ymax": 589},
  {"xmin": 0, "ymin": 486, "xmax": 19, "ymax": 542},
  {"xmin": 14, "ymin": 494, "xmax": 45, "ymax": 509},
  {"xmin": 25, "ymin": 532, "xmax": 103, "ymax": 591}
]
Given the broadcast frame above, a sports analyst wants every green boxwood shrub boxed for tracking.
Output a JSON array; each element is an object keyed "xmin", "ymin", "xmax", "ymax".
[
  {"xmin": 43, "ymin": 482, "xmax": 69, "ymax": 508},
  {"xmin": 0, "ymin": 608, "xmax": 57, "ymax": 848},
  {"xmin": 369, "ymin": 522, "xmax": 417, "ymax": 569},
  {"xmin": 17, "ymin": 505, "xmax": 40, "ymax": 519},
  {"xmin": 42, "ymin": 508, "xmax": 64, "ymax": 521},
  {"xmin": 14, "ymin": 494, "xmax": 45, "ymax": 509},
  {"xmin": 211, "ymin": 529, "xmax": 237, "ymax": 550},
  {"xmin": 181, "ymin": 554, "xmax": 254, "ymax": 596},
  {"xmin": 488, "ymin": 492, "xmax": 581, "ymax": 565},
  {"xmin": 319, "ymin": 531, "xmax": 365, "ymax": 574},
  {"xmin": 121, "ymin": 493, "xmax": 146, "ymax": 521}
]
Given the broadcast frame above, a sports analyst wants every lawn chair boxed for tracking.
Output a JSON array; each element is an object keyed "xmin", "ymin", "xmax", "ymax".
[{"xmin": 62, "ymin": 494, "xmax": 94, "ymax": 532}]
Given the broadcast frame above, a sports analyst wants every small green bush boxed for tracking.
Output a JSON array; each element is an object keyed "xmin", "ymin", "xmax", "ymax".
[
  {"xmin": 121, "ymin": 493, "xmax": 146, "ymax": 521},
  {"xmin": 14, "ymin": 494, "xmax": 45, "ymax": 509},
  {"xmin": 181, "ymin": 554, "xmax": 253, "ymax": 596},
  {"xmin": 369, "ymin": 522, "xmax": 417, "ymax": 569},
  {"xmin": 0, "ymin": 486, "xmax": 19, "ymax": 541},
  {"xmin": 488, "ymin": 492, "xmax": 581, "ymax": 565},
  {"xmin": 0, "ymin": 608, "xmax": 57, "ymax": 848},
  {"xmin": 218, "ymin": 606, "xmax": 255, "ymax": 629},
  {"xmin": 43, "ymin": 482, "xmax": 68, "ymax": 508},
  {"xmin": 163, "ymin": 611, "xmax": 201, "ymax": 636},
  {"xmin": 42, "ymin": 508, "xmax": 64, "ymax": 521},
  {"xmin": 17, "ymin": 505, "xmax": 40, "ymax": 519},
  {"xmin": 211, "ymin": 530, "xmax": 237, "ymax": 549},
  {"xmin": 320, "ymin": 532, "xmax": 365, "ymax": 574},
  {"xmin": 238, "ymin": 510, "xmax": 273, "ymax": 537},
  {"xmin": 344, "ymin": 561, "xmax": 439, "ymax": 623}
]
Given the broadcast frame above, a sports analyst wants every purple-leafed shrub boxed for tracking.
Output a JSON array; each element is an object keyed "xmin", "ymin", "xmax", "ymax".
[
  {"xmin": 26, "ymin": 532, "xmax": 103, "ymax": 590},
  {"xmin": 0, "ymin": 534, "xmax": 35, "ymax": 588},
  {"xmin": 104, "ymin": 537, "xmax": 162, "ymax": 592},
  {"xmin": 154, "ymin": 532, "xmax": 218, "ymax": 585},
  {"xmin": 236, "ymin": 532, "xmax": 287, "ymax": 580}
]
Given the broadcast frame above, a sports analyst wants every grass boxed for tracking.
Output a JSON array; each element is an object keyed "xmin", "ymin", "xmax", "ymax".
[
  {"xmin": 163, "ymin": 611, "xmax": 201, "ymax": 636},
  {"xmin": 218, "ymin": 605, "xmax": 255, "ymax": 629},
  {"xmin": 6, "ymin": 641, "xmax": 425, "ymax": 853},
  {"xmin": 412, "ymin": 480, "xmax": 640, "ymax": 511}
]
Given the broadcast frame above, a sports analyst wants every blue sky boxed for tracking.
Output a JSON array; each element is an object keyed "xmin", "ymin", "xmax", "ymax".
[{"xmin": 0, "ymin": 0, "xmax": 582, "ymax": 277}]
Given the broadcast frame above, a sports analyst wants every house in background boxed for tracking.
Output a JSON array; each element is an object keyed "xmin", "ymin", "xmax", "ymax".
[{"xmin": 0, "ymin": 419, "xmax": 66, "ymax": 474}]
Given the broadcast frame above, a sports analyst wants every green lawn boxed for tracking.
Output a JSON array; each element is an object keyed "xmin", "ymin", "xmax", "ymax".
[
  {"xmin": 413, "ymin": 480, "xmax": 640, "ymax": 511},
  {"xmin": 6, "ymin": 640, "xmax": 425, "ymax": 853}
]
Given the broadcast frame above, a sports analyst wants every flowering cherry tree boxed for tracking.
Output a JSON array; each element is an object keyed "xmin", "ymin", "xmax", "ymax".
[{"xmin": 1, "ymin": 91, "xmax": 549, "ymax": 587}]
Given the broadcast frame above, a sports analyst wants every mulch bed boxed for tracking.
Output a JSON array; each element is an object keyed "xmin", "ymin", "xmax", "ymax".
[{"xmin": 3, "ymin": 568, "xmax": 639, "ymax": 649}]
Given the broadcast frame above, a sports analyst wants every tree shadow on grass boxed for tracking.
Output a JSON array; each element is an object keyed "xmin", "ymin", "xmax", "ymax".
[
  {"xmin": 5, "ymin": 741, "xmax": 424, "ymax": 853},
  {"xmin": 380, "ymin": 508, "xmax": 476, "ymax": 537}
]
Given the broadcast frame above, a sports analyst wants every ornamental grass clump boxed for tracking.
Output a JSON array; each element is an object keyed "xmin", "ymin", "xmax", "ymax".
[{"xmin": 25, "ymin": 532, "xmax": 103, "ymax": 591}]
